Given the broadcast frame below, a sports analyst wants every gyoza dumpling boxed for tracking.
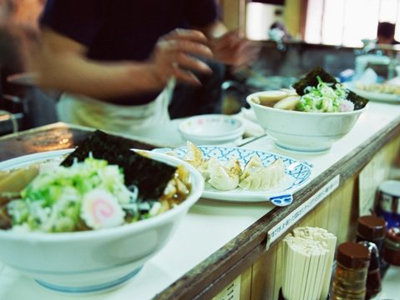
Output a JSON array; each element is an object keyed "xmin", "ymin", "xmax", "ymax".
[
  {"xmin": 199, "ymin": 157, "xmax": 222, "ymax": 181},
  {"xmin": 207, "ymin": 157, "xmax": 240, "ymax": 191},
  {"xmin": 183, "ymin": 142, "xmax": 213, "ymax": 180},
  {"xmin": 239, "ymin": 158, "xmax": 285, "ymax": 190},
  {"xmin": 239, "ymin": 167, "xmax": 265, "ymax": 190},
  {"xmin": 184, "ymin": 141, "xmax": 204, "ymax": 168},
  {"xmin": 240, "ymin": 155, "xmax": 263, "ymax": 182},
  {"xmin": 264, "ymin": 158, "xmax": 285, "ymax": 187},
  {"xmin": 225, "ymin": 155, "xmax": 242, "ymax": 178}
]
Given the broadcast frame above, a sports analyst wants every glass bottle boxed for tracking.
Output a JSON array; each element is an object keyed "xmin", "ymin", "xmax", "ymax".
[
  {"xmin": 356, "ymin": 215, "xmax": 388, "ymax": 279},
  {"xmin": 358, "ymin": 241, "xmax": 381, "ymax": 299},
  {"xmin": 356, "ymin": 216, "xmax": 387, "ymax": 255},
  {"xmin": 330, "ymin": 242, "xmax": 370, "ymax": 300}
]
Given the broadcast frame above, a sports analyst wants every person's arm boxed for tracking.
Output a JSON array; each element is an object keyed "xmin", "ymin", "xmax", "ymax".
[
  {"xmin": 184, "ymin": 0, "xmax": 256, "ymax": 68},
  {"xmin": 34, "ymin": 28, "xmax": 213, "ymax": 102},
  {"xmin": 193, "ymin": 18, "xmax": 259, "ymax": 69},
  {"xmin": 197, "ymin": 20, "xmax": 229, "ymax": 39}
]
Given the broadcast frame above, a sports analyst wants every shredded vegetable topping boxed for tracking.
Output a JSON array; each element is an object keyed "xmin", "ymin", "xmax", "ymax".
[
  {"xmin": 297, "ymin": 76, "xmax": 355, "ymax": 113},
  {"xmin": 7, "ymin": 157, "xmax": 136, "ymax": 232},
  {"xmin": 6, "ymin": 156, "xmax": 176, "ymax": 233}
]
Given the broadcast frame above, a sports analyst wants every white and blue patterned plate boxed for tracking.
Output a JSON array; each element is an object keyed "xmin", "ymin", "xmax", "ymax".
[{"xmin": 170, "ymin": 146, "xmax": 312, "ymax": 206}]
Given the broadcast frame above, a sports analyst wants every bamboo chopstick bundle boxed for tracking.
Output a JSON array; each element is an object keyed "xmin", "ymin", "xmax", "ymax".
[
  {"xmin": 282, "ymin": 236, "xmax": 328, "ymax": 300},
  {"xmin": 282, "ymin": 227, "xmax": 337, "ymax": 300},
  {"xmin": 293, "ymin": 227, "xmax": 337, "ymax": 300}
]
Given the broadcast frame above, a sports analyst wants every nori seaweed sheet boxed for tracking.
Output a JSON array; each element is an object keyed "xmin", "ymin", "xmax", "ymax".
[
  {"xmin": 293, "ymin": 67, "xmax": 337, "ymax": 95},
  {"xmin": 346, "ymin": 90, "xmax": 369, "ymax": 110},
  {"xmin": 292, "ymin": 66, "xmax": 369, "ymax": 110},
  {"xmin": 61, "ymin": 130, "xmax": 177, "ymax": 201}
]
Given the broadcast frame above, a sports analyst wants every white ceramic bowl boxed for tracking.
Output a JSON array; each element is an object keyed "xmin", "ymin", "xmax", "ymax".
[
  {"xmin": 178, "ymin": 114, "xmax": 244, "ymax": 145},
  {"xmin": 247, "ymin": 91, "xmax": 367, "ymax": 153},
  {"xmin": 0, "ymin": 149, "xmax": 204, "ymax": 294}
]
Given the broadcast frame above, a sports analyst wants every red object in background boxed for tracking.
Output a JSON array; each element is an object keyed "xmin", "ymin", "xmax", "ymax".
[{"xmin": 383, "ymin": 227, "xmax": 400, "ymax": 266}]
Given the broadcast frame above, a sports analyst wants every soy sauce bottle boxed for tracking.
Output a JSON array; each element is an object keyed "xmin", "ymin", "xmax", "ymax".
[
  {"xmin": 356, "ymin": 215, "xmax": 388, "ymax": 279},
  {"xmin": 330, "ymin": 242, "xmax": 370, "ymax": 300},
  {"xmin": 356, "ymin": 216, "xmax": 387, "ymax": 256},
  {"xmin": 358, "ymin": 241, "xmax": 382, "ymax": 299}
]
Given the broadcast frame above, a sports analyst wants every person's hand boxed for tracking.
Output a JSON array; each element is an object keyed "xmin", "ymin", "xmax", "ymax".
[
  {"xmin": 210, "ymin": 30, "xmax": 260, "ymax": 70},
  {"xmin": 149, "ymin": 29, "xmax": 213, "ymax": 86}
]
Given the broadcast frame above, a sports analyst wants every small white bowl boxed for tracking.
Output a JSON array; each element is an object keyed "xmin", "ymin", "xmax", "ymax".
[
  {"xmin": 247, "ymin": 91, "xmax": 367, "ymax": 153},
  {"xmin": 181, "ymin": 134, "xmax": 242, "ymax": 145},
  {"xmin": 178, "ymin": 114, "xmax": 244, "ymax": 145},
  {"xmin": 0, "ymin": 150, "xmax": 204, "ymax": 294}
]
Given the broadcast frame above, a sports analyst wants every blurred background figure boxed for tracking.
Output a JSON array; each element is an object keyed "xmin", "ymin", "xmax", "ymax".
[
  {"xmin": 0, "ymin": 0, "xmax": 40, "ymax": 98},
  {"xmin": 0, "ymin": 0, "xmax": 13, "ymax": 22},
  {"xmin": 0, "ymin": 0, "xmax": 49, "ymax": 132},
  {"xmin": 268, "ymin": 21, "xmax": 292, "ymax": 43},
  {"xmin": 169, "ymin": 19, "xmax": 259, "ymax": 118},
  {"xmin": 377, "ymin": 22, "xmax": 399, "ymax": 45},
  {"xmin": 267, "ymin": 21, "xmax": 292, "ymax": 52},
  {"xmin": 34, "ymin": 0, "xmax": 259, "ymax": 133},
  {"xmin": 375, "ymin": 22, "xmax": 400, "ymax": 72}
]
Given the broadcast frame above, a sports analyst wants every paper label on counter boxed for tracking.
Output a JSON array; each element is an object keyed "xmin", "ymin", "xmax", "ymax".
[
  {"xmin": 212, "ymin": 275, "xmax": 241, "ymax": 300},
  {"xmin": 266, "ymin": 175, "xmax": 340, "ymax": 249}
]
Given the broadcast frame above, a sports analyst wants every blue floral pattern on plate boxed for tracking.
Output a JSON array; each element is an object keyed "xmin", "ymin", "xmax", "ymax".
[{"xmin": 172, "ymin": 146, "xmax": 312, "ymax": 206}]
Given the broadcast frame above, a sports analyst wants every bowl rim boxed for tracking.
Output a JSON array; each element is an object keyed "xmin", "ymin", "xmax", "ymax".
[
  {"xmin": 0, "ymin": 149, "xmax": 204, "ymax": 242},
  {"xmin": 180, "ymin": 129, "xmax": 244, "ymax": 141},
  {"xmin": 178, "ymin": 114, "xmax": 244, "ymax": 138},
  {"xmin": 246, "ymin": 91, "xmax": 368, "ymax": 116}
]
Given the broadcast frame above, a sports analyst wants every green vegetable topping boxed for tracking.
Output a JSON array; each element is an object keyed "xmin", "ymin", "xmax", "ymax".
[
  {"xmin": 296, "ymin": 76, "xmax": 354, "ymax": 112},
  {"xmin": 7, "ymin": 157, "xmax": 134, "ymax": 232}
]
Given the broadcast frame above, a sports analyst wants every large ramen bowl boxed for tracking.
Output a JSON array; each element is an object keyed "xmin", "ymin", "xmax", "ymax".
[
  {"xmin": 0, "ymin": 149, "xmax": 204, "ymax": 294},
  {"xmin": 247, "ymin": 91, "xmax": 367, "ymax": 153}
]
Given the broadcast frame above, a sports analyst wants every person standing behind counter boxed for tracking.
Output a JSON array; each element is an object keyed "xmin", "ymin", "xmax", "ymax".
[
  {"xmin": 377, "ymin": 22, "xmax": 399, "ymax": 45},
  {"xmin": 35, "ymin": 0, "xmax": 258, "ymax": 133}
]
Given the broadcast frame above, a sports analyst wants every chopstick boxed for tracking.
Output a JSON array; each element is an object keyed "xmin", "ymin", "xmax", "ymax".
[
  {"xmin": 236, "ymin": 133, "xmax": 267, "ymax": 147},
  {"xmin": 282, "ymin": 227, "xmax": 337, "ymax": 300}
]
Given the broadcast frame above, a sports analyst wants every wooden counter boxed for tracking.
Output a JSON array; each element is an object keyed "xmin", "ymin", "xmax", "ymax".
[
  {"xmin": 0, "ymin": 102, "xmax": 399, "ymax": 300},
  {"xmin": 155, "ymin": 102, "xmax": 400, "ymax": 300}
]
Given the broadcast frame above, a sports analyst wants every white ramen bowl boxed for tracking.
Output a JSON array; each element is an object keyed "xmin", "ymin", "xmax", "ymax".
[
  {"xmin": 247, "ymin": 91, "xmax": 367, "ymax": 153},
  {"xmin": 0, "ymin": 149, "xmax": 204, "ymax": 294},
  {"xmin": 178, "ymin": 114, "xmax": 244, "ymax": 145}
]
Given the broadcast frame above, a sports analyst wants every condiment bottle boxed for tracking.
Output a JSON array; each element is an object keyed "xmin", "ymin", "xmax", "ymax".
[
  {"xmin": 358, "ymin": 241, "xmax": 381, "ymax": 299},
  {"xmin": 330, "ymin": 242, "xmax": 370, "ymax": 300},
  {"xmin": 356, "ymin": 215, "xmax": 388, "ymax": 279},
  {"xmin": 377, "ymin": 180, "xmax": 400, "ymax": 228},
  {"xmin": 356, "ymin": 216, "xmax": 387, "ymax": 254},
  {"xmin": 383, "ymin": 227, "xmax": 400, "ymax": 266}
]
